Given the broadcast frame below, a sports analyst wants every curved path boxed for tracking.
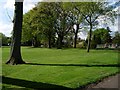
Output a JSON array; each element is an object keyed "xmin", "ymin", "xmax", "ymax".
[{"xmin": 87, "ymin": 74, "xmax": 120, "ymax": 89}]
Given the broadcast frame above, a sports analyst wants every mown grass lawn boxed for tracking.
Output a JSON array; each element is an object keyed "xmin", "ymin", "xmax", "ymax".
[{"xmin": 2, "ymin": 47, "xmax": 119, "ymax": 89}]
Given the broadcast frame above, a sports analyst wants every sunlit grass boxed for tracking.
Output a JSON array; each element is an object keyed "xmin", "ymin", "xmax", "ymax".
[{"xmin": 2, "ymin": 46, "xmax": 119, "ymax": 89}]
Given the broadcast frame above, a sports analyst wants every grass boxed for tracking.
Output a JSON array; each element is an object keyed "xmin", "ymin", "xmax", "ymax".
[{"xmin": 1, "ymin": 46, "xmax": 119, "ymax": 89}]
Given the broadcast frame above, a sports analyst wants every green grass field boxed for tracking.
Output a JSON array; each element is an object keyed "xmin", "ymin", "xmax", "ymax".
[{"xmin": 1, "ymin": 47, "xmax": 119, "ymax": 89}]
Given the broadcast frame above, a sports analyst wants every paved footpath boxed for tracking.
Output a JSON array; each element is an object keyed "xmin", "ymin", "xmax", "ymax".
[{"xmin": 86, "ymin": 74, "xmax": 120, "ymax": 89}]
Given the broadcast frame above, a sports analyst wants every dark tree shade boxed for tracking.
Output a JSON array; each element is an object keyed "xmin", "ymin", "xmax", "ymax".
[{"xmin": 6, "ymin": 1, "xmax": 25, "ymax": 65}]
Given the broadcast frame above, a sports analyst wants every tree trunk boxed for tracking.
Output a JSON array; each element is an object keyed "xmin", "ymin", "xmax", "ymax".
[
  {"xmin": 32, "ymin": 36, "xmax": 38, "ymax": 47},
  {"xmin": 6, "ymin": 1, "xmax": 25, "ymax": 65},
  {"xmin": 74, "ymin": 24, "xmax": 79, "ymax": 48},
  {"xmin": 87, "ymin": 23, "xmax": 92, "ymax": 53},
  {"xmin": 48, "ymin": 35, "xmax": 51, "ymax": 48},
  {"xmin": 57, "ymin": 34, "xmax": 63, "ymax": 49}
]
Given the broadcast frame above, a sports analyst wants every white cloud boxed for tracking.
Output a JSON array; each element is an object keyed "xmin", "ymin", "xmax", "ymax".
[
  {"xmin": 78, "ymin": 31, "xmax": 88, "ymax": 40},
  {"xmin": 113, "ymin": 18, "xmax": 118, "ymax": 31},
  {"xmin": 0, "ymin": 22, "xmax": 13, "ymax": 37},
  {"xmin": 3, "ymin": 0, "xmax": 14, "ymax": 10},
  {"xmin": 23, "ymin": 2, "xmax": 36, "ymax": 13},
  {"xmin": 3, "ymin": 0, "xmax": 41, "ymax": 13},
  {"xmin": 0, "ymin": 0, "xmax": 40, "ymax": 37},
  {"xmin": 23, "ymin": 0, "xmax": 43, "ymax": 13}
]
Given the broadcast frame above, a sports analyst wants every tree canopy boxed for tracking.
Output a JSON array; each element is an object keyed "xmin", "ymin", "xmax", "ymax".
[
  {"xmin": 22, "ymin": 2, "xmax": 116, "ymax": 51},
  {"xmin": 112, "ymin": 31, "xmax": 120, "ymax": 45}
]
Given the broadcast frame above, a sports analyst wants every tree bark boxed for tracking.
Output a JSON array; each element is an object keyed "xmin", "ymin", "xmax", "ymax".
[
  {"xmin": 32, "ymin": 36, "xmax": 39, "ymax": 47},
  {"xmin": 57, "ymin": 34, "xmax": 63, "ymax": 49},
  {"xmin": 87, "ymin": 23, "xmax": 92, "ymax": 53},
  {"xmin": 6, "ymin": 1, "xmax": 25, "ymax": 65},
  {"xmin": 48, "ymin": 35, "xmax": 51, "ymax": 48},
  {"xmin": 74, "ymin": 24, "xmax": 79, "ymax": 48}
]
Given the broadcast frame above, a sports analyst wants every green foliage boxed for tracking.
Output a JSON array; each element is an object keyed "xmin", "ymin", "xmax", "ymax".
[
  {"xmin": 90, "ymin": 28, "xmax": 112, "ymax": 49},
  {"xmin": 0, "ymin": 33, "xmax": 8, "ymax": 45},
  {"xmin": 22, "ymin": 10, "xmax": 35, "ymax": 42},
  {"xmin": 22, "ymin": 2, "xmax": 115, "ymax": 49},
  {"xmin": 112, "ymin": 31, "xmax": 120, "ymax": 45},
  {"xmin": 22, "ymin": 7, "xmax": 42, "ymax": 47},
  {"xmin": 36, "ymin": 2, "xmax": 58, "ymax": 48},
  {"xmin": 93, "ymin": 28, "xmax": 112, "ymax": 44},
  {"xmin": 74, "ymin": 2, "xmax": 110, "ymax": 52},
  {"xmin": 2, "ymin": 47, "xmax": 119, "ymax": 89}
]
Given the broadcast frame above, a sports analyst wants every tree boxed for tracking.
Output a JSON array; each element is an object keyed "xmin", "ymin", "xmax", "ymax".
[
  {"xmin": 0, "ymin": 33, "xmax": 8, "ymax": 46},
  {"xmin": 54, "ymin": 2, "xmax": 73, "ymax": 49},
  {"xmin": 112, "ymin": 31, "xmax": 120, "ymax": 45},
  {"xmin": 75, "ymin": 2, "xmax": 113, "ymax": 52},
  {"xmin": 22, "ymin": 3, "xmax": 58, "ymax": 48},
  {"xmin": 73, "ymin": 24, "xmax": 79, "ymax": 48},
  {"xmin": 22, "ymin": 2, "xmax": 114, "ymax": 49},
  {"xmin": 22, "ymin": 10, "xmax": 33, "ymax": 46},
  {"xmin": 6, "ymin": 0, "xmax": 25, "ymax": 65},
  {"xmin": 36, "ymin": 2, "xmax": 57, "ymax": 48},
  {"xmin": 83, "ymin": 2, "xmax": 103, "ymax": 52},
  {"xmin": 22, "ymin": 8, "xmax": 41, "ymax": 47},
  {"xmin": 69, "ymin": 2, "xmax": 83, "ymax": 48},
  {"xmin": 91, "ymin": 28, "xmax": 112, "ymax": 48}
]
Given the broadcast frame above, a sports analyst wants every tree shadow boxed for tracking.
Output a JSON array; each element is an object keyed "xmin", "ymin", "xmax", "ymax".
[
  {"xmin": 1, "ymin": 76, "xmax": 73, "ymax": 90},
  {"xmin": 25, "ymin": 63, "xmax": 120, "ymax": 67}
]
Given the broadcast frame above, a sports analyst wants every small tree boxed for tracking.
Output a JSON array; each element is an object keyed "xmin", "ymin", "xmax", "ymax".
[{"xmin": 78, "ymin": 2, "xmax": 113, "ymax": 52}]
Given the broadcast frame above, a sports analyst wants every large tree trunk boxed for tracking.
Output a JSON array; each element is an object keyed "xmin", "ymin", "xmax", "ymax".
[
  {"xmin": 87, "ymin": 23, "xmax": 92, "ymax": 53},
  {"xmin": 74, "ymin": 24, "xmax": 79, "ymax": 48},
  {"xmin": 6, "ymin": 1, "xmax": 25, "ymax": 65}
]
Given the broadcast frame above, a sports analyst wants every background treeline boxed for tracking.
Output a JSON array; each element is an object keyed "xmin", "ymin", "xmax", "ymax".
[{"xmin": 1, "ymin": 2, "xmax": 120, "ymax": 49}]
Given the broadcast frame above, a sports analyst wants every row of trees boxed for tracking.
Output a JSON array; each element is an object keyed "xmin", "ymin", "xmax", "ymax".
[
  {"xmin": 4, "ymin": 1, "xmax": 119, "ymax": 65},
  {"xmin": 1, "ymin": 28, "xmax": 120, "ymax": 48},
  {"xmin": 22, "ymin": 2, "xmax": 116, "ymax": 52}
]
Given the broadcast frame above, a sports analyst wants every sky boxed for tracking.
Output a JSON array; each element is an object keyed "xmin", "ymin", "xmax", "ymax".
[
  {"xmin": 0, "ymin": 0, "xmax": 119, "ymax": 39},
  {"xmin": 0, "ymin": 0, "xmax": 41, "ymax": 37}
]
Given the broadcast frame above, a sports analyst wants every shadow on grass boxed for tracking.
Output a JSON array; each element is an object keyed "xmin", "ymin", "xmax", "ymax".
[
  {"xmin": 25, "ymin": 63, "xmax": 120, "ymax": 67},
  {"xmin": 1, "ymin": 76, "xmax": 73, "ymax": 90}
]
